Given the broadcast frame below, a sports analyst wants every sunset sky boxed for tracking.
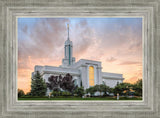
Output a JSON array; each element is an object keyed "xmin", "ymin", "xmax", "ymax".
[{"xmin": 18, "ymin": 17, "xmax": 142, "ymax": 93}]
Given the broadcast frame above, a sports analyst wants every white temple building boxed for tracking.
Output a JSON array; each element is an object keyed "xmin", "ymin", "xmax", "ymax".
[{"xmin": 32, "ymin": 24, "xmax": 124, "ymax": 96}]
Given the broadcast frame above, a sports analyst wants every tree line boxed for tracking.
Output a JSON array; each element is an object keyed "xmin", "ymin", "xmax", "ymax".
[{"xmin": 18, "ymin": 71, "xmax": 142, "ymax": 97}]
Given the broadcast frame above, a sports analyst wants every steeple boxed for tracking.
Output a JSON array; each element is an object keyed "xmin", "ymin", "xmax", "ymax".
[
  {"xmin": 61, "ymin": 23, "xmax": 75, "ymax": 67},
  {"xmin": 67, "ymin": 24, "xmax": 69, "ymax": 40},
  {"xmin": 65, "ymin": 24, "xmax": 71, "ymax": 45}
]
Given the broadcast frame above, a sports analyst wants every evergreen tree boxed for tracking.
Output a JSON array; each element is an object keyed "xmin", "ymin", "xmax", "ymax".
[{"xmin": 31, "ymin": 71, "xmax": 47, "ymax": 96}]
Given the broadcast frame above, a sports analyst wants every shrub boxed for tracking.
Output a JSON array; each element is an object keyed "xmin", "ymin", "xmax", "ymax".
[
  {"xmin": 86, "ymin": 87, "xmax": 95, "ymax": 96},
  {"xmin": 61, "ymin": 91, "xmax": 72, "ymax": 96},
  {"xmin": 86, "ymin": 84, "xmax": 110, "ymax": 96},
  {"xmin": 74, "ymin": 87, "xmax": 85, "ymax": 97},
  {"xmin": 51, "ymin": 91, "xmax": 61, "ymax": 97},
  {"xmin": 18, "ymin": 89, "xmax": 25, "ymax": 97}
]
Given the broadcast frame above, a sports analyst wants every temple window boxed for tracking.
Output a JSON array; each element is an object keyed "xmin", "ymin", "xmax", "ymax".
[{"xmin": 89, "ymin": 66, "xmax": 94, "ymax": 86}]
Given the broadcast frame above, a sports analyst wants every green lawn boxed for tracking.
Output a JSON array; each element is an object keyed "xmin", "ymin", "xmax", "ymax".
[{"xmin": 18, "ymin": 96, "xmax": 142, "ymax": 100}]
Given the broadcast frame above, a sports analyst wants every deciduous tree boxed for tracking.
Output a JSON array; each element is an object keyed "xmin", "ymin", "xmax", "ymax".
[
  {"xmin": 132, "ymin": 79, "xmax": 142, "ymax": 96},
  {"xmin": 46, "ymin": 73, "xmax": 77, "ymax": 94}
]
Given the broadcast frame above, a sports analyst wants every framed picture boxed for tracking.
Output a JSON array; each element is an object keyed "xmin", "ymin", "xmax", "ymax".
[
  {"xmin": 0, "ymin": 0, "xmax": 159, "ymax": 118},
  {"xmin": 17, "ymin": 17, "xmax": 143, "ymax": 101}
]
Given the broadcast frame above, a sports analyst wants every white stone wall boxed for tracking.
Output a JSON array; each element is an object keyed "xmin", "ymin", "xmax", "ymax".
[
  {"xmin": 34, "ymin": 65, "xmax": 43, "ymax": 73},
  {"xmin": 73, "ymin": 76, "xmax": 80, "ymax": 87},
  {"xmin": 94, "ymin": 65, "xmax": 98, "ymax": 85},
  {"xmin": 42, "ymin": 74, "xmax": 51, "ymax": 83},
  {"xmin": 102, "ymin": 79, "xmax": 123, "ymax": 88},
  {"xmin": 97, "ymin": 66, "xmax": 102, "ymax": 85},
  {"xmin": 75, "ymin": 59, "xmax": 103, "ymax": 89},
  {"xmin": 33, "ymin": 59, "xmax": 124, "ymax": 96},
  {"xmin": 79, "ymin": 66, "xmax": 88, "ymax": 89}
]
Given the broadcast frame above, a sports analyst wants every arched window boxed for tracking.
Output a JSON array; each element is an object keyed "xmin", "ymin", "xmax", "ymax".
[{"xmin": 89, "ymin": 66, "xmax": 94, "ymax": 86}]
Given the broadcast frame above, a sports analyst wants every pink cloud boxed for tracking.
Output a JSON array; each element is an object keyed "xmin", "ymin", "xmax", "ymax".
[
  {"xmin": 118, "ymin": 61, "xmax": 141, "ymax": 65},
  {"xmin": 106, "ymin": 57, "xmax": 117, "ymax": 62}
]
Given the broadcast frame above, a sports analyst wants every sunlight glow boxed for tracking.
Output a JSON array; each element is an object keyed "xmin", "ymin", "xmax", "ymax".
[{"xmin": 89, "ymin": 66, "xmax": 94, "ymax": 86}]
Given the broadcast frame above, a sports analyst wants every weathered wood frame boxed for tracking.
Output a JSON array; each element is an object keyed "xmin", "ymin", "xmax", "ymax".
[{"xmin": 0, "ymin": 0, "xmax": 159, "ymax": 118}]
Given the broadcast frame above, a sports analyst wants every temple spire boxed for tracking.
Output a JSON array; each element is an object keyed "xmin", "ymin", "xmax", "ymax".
[
  {"xmin": 67, "ymin": 24, "xmax": 69, "ymax": 40},
  {"xmin": 62, "ymin": 23, "xmax": 75, "ymax": 67}
]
